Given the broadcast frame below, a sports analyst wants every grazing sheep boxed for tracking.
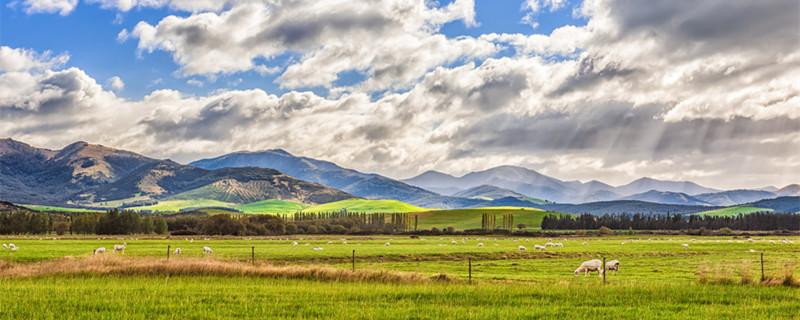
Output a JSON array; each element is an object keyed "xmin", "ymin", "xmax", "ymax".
[
  {"xmin": 292, "ymin": 242, "xmax": 298, "ymax": 247},
  {"xmin": 384, "ymin": 242, "xmax": 391, "ymax": 246},
  {"xmin": 190, "ymin": 239, "xmax": 193, "ymax": 243},
  {"xmin": 342, "ymin": 241, "xmax": 347, "ymax": 245},
  {"xmin": 574, "ymin": 259, "xmax": 603, "ymax": 277},
  {"xmin": 603, "ymin": 260, "xmax": 620, "ymax": 275},
  {"xmin": 451, "ymin": 241, "xmax": 458, "ymax": 245},
  {"xmin": 493, "ymin": 243, "xmax": 499, "ymax": 246},
  {"xmin": 93, "ymin": 247, "xmax": 106, "ymax": 255},
  {"xmin": 545, "ymin": 242, "xmax": 555, "ymax": 247},
  {"xmin": 682, "ymin": 244, "xmax": 689, "ymax": 249},
  {"xmin": 113, "ymin": 242, "xmax": 127, "ymax": 254},
  {"xmin": 477, "ymin": 243, "xmax": 484, "ymax": 247},
  {"xmin": 11, "ymin": 246, "xmax": 18, "ymax": 251},
  {"xmin": 555, "ymin": 243, "xmax": 564, "ymax": 247},
  {"xmin": 749, "ymin": 249, "xmax": 756, "ymax": 252},
  {"xmin": 462, "ymin": 240, "xmax": 466, "ymax": 244},
  {"xmin": 203, "ymin": 246, "xmax": 213, "ymax": 254},
  {"xmin": 621, "ymin": 242, "xmax": 626, "ymax": 245},
  {"xmin": 525, "ymin": 239, "xmax": 530, "ymax": 242},
  {"xmin": 748, "ymin": 238, "xmax": 754, "ymax": 242},
  {"xmin": 174, "ymin": 248, "xmax": 181, "ymax": 255},
  {"xmin": 2, "ymin": 244, "xmax": 6, "ymax": 249},
  {"xmin": 534, "ymin": 244, "xmax": 546, "ymax": 251},
  {"xmin": 312, "ymin": 246, "xmax": 323, "ymax": 251},
  {"xmin": 582, "ymin": 242, "xmax": 588, "ymax": 245},
  {"xmin": 327, "ymin": 241, "xmax": 333, "ymax": 245},
  {"xmin": 8, "ymin": 243, "xmax": 16, "ymax": 249},
  {"xmin": 518, "ymin": 245, "xmax": 527, "ymax": 251}
]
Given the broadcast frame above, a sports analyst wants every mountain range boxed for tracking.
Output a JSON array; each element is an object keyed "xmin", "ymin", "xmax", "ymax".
[
  {"xmin": 1, "ymin": 138, "xmax": 797, "ymax": 214},
  {"xmin": 0, "ymin": 139, "xmax": 354, "ymax": 207}
]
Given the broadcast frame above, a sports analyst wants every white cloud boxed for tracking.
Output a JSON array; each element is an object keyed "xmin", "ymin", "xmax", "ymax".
[
  {"xmin": 0, "ymin": 46, "xmax": 70, "ymax": 72},
  {"xmin": 20, "ymin": 0, "xmax": 77, "ymax": 15},
  {"xmin": 186, "ymin": 79, "xmax": 203, "ymax": 87},
  {"xmin": 521, "ymin": 0, "xmax": 567, "ymax": 28},
  {"xmin": 105, "ymin": 76, "xmax": 124, "ymax": 91},
  {"xmin": 128, "ymin": 0, "xmax": 495, "ymax": 91}
]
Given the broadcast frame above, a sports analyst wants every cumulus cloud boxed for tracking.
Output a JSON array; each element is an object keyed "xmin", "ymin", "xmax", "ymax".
[
  {"xmin": 18, "ymin": 0, "xmax": 77, "ymax": 15},
  {"xmin": 127, "ymin": 0, "xmax": 495, "ymax": 91},
  {"xmin": 521, "ymin": 0, "xmax": 567, "ymax": 28},
  {"xmin": 105, "ymin": 76, "xmax": 124, "ymax": 91},
  {"xmin": 3, "ymin": 0, "xmax": 799, "ymax": 190},
  {"xmin": 0, "ymin": 46, "xmax": 70, "ymax": 72}
]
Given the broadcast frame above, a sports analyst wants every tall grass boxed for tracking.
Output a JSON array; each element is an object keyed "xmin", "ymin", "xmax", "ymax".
[
  {"xmin": 698, "ymin": 260, "xmax": 799, "ymax": 287},
  {"xmin": 0, "ymin": 255, "xmax": 446, "ymax": 284}
]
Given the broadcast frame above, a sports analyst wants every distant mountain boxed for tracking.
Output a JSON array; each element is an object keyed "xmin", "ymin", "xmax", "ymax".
[
  {"xmin": 452, "ymin": 185, "xmax": 526, "ymax": 200},
  {"xmin": 0, "ymin": 139, "xmax": 354, "ymax": 207},
  {"xmin": 0, "ymin": 139, "xmax": 159, "ymax": 204},
  {"xmin": 693, "ymin": 190, "xmax": 778, "ymax": 207},
  {"xmin": 613, "ymin": 177, "xmax": 718, "ymax": 196},
  {"xmin": 190, "ymin": 150, "xmax": 469, "ymax": 208},
  {"xmin": 539, "ymin": 200, "xmax": 721, "ymax": 216},
  {"xmin": 745, "ymin": 196, "xmax": 800, "ymax": 213},
  {"xmin": 620, "ymin": 190, "xmax": 712, "ymax": 206},
  {"xmin": 774, "ymin": 184, "xmax": 800, "ymax": 197}
]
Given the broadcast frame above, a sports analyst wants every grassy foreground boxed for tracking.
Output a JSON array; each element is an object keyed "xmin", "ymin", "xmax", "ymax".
[
  {"xmin": 2, "ymin": 236, "xmax": 797, "ymax": 319},
  {"xmin": 2, "ymin": 275, "xmax": 797, "ymax": 320}
]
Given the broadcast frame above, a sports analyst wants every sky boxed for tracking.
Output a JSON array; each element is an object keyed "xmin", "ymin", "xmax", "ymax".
[{"xmin": 0, "ymin": 0, "xmax": 798, "ymax": 190}]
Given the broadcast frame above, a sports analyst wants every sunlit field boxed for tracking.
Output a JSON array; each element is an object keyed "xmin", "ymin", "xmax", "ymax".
[{"xmin": 1, "ymin": 235, "xmax": 797, "ymax": 319}]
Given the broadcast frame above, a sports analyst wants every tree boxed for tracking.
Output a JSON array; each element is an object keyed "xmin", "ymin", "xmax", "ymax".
[
  {"xmin": 598, "ymin": 226, "xmax": 613, "ymax": 236},
  {"xmin": 53, "ymin": 222, "xmax": 70, "ymax": 235},
  {"xmin": 517, "ymin": 223, "xmax": 527, "ymax": 230},
  {"xmin": 203, "ymin": 214, "xmax": 245, "ymax": 235},
  {"xmin": 154, "ymin": 217, "xmax": 168, "ymax": 235}
]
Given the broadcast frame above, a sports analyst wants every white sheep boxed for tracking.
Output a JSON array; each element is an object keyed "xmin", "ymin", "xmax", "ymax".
[
  {"xmin": 749, "ymin": 249, "xmax": 756, "ymax": 252},
  {"xmin": 384, "ymin": 242, "xmax": 391, "ymax": 246},
  {"xmin": 1, "ymin": 244, "xmax": 6, "ymax": 249},
  {"xmin": 203, "ymin": 246, "xmax": 213, "ymax": 254},
  {"xmin": 534, "ymin": 244, "xmax": 546, "ymax": 251},
  {"xmin": 621, "ymin": 242, "xmax": 626, "ymax": 245},
  {"xmin": 114, "ymin": 242, "xmax": 127, "ymax": 254},
  {"xmin": 682, "ymin": 243, "xmax": 689, "ymax": 249},
  {"xmin": 8, "ymin": 243, "xmax": 15, "ymax": 248},
  {"xmin": 292, "ymin": 241, "xmax": 298, "ymax": 247},
  {"xmin": 312, "ymin": 246, "xmax": 323, "ymax": 251},
  {"xmin": 10, "ymin": 246, "xmax": 18, "ymax": 251},
  {"xmin": 582, "ymin": 242, "xmax": 588, "ymax": 245},
  {"xmin": 555, "ymin": 243, "xmax": 564, "ymax": 247},
  {"xmin": 451, "ymin": 241, "xmax": 458, "ymax": 245},
  {"xmin": 327, "ymin": 241, "xmax": 333, "ymax": 244},
  {"xmin": 545, "ymin": 242, "xmax": 555, "ymax": 247},
  {"xmin": 477, "ymin": 243, "xmax": 484, "ymax": 247},
  {"xmin": 174, "ymin": 248, "xmax": 181, "ymax": 255},
  {"xmin": 93, "ymin": 247, "xmax": 106, "ymax": 255},
  {"xmin": 493, "ymin": 243, "xmax": 499, "ymax": 246},
  {"xmin": 574, "ymin": 259, "xmax": 603, "ymax": 277},
  {"xmin": 603, "ymin": 260, "xmax": 620, "ymax": 275},
  {"xmin": 748, "ymin": 238, "xmax": 754, "ymax": 242},
  {"xmin": 518, "ymin": 245, "xmax": 527, "ymax": 251}
]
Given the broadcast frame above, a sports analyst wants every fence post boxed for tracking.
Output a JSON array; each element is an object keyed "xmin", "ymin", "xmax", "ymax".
[
  {"xmin": 469, "ymin": 258, "xmax": 472, "ymax": 282},
  {"xmin": 352, "ymin": 250, "xmax": 355, "ymax": 272},
  {"xmin": 252, "ymin": 246, "xmax": 255, "ymax": 264},
  {"xmin": 167, "ymin": 245, "xmax": 170, "ymax": 261},
  {"xmin": 760, "ymin": 252, "xmax": 764, "ymax": 281},
  {"xmin": 603, "ymin": 257, "xmax": 606, "ymax": 284}
]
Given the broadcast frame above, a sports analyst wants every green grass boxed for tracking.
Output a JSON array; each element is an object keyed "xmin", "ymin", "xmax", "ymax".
[
  {"xmin": 412, "ymin": 208, "xmax": 565, "ymax": 230},
  {"xmin": 2, "ymin": 276, "xmax": 798, "ymax": 319},
  {"xmin": 127, "ymin": 199, "xmax": 240, "ymax": 212},
  {"xmin": 1, "ymin": 236, "xmax": 798, "ymax": 319},
  {"xmin": 20, "ymin": 205, "xmax": 101, "ymax": 212},
  {"xmin": 695, "ymin": 206, "xmax": 773, "ymax": 217},
  {"xmin": 238, "ymin": 200, "xmax": 308, "ymax": 214},
  {"xmin": 302, "ymin": 199, "xmax": 427, "ymax": 213}
]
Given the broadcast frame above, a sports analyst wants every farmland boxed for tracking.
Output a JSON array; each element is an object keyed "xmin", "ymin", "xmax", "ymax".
[
  {"xmin": 302, "ymin": 199, "xmax": 427, "ymax": 213},
  {"xmin": 1, "ymin": 235, "xmax": 798, "ymax": 319},
  {"xmin": 696, "ymin": 206, "xmax": 774, "ymax": 217}
]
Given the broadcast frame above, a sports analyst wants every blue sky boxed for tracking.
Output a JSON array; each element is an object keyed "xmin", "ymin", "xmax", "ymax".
[
  {"xmin": 0, "ymin": 0, "xmax": 797, "ymax": 189},
  {"xmin": 2, "ymin": 0, "xmax": 587, "ymax": 99}
]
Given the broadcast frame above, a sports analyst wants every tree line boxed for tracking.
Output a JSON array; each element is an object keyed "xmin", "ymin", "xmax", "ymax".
[{"xmin": 541, "ymin": 212, "xmax": 800, "ymax": 231}]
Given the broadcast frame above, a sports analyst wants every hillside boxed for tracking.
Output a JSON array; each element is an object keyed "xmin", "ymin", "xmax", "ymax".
[
  {"xmin": 0, "ymin": 139, "xmax": 356, "ymax": 207},
  {"xmin": 693, "ymin": 189, "xmax": 778, "ymax": 206},
  {"xmin": 539, "ymin": 200, "xmax": 721, "ymax": 216},
  {"xmin": 620, "ymin": 190, "xmax": 712, "ymax": 206},
  {"xmin": 452, "ymin": 185, "xmax": 526, "ymax": 200},
  {"xmin": 302, "ymin": 199, "xmax": 427, "ymax": 213},
  {"xmin": 694, "ymin": 206, "xmax": 773, "ymax": 217}
]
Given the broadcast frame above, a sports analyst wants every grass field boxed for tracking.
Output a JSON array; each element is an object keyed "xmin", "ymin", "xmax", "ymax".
[
  {"xmin": 696, "ymin": 206, "xmax": 774, "ymax": 217},
  {"xmin": 302, "ymin": 199, "xmax": 427, "ymax": 213},
  {"xmin": 237, "ymin": 200, "xmax": 309, "ymax": 214},
  {"xmin": 20, "ymin": 204, "xmax": 101, "ymax": 212},
  {"xmin": 127, "ymin": 199, "xmax": 240, "ymax": 212},
  {"xmin": 412, "ymin": 207, "xmax": 562, "ymax": 230},
  {"xmin": 0, "ymin": 235, "xmax": 798, "ymax": 319}
]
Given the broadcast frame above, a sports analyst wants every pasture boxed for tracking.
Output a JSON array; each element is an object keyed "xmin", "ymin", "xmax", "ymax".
[{"xmin": 1, "ymin": 235, "xmax": 798, "ymax": 319}]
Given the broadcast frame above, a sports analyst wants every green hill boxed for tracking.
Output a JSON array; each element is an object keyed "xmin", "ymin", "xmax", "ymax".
[
  {"xmin": 694, "ymin": 206, "xmax": 773, "ymax": 217},
  {"xmin": 413, "ymin": 207, "xmax": 566, "ymax": 230},
  {"xmin": 302, "ymin": 199, "xmax": 427, "ymax": 213},
  {"xmin": 238, "ymin": 200, "xmax": 308, "ymax": 214}
]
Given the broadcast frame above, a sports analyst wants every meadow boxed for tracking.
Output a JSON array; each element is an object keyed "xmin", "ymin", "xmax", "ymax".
[{"xmin": 1, "ymin": 234, "xmax": 798, "ymax": 319}]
